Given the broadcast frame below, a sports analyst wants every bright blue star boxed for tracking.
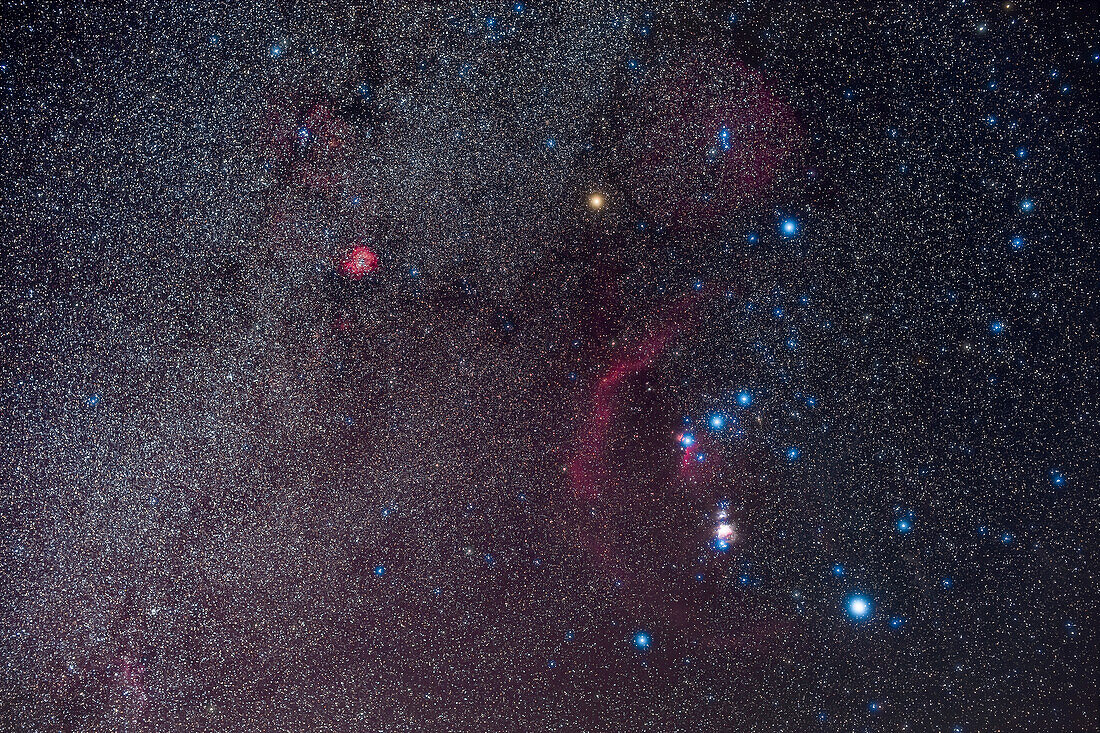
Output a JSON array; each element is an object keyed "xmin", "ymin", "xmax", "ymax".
[
  {"xmin": 1010, "ymin": 235, "xmax": 1025, "ymax": 250},
  {"xmin": 680, "ymin": 432, "xmax": 696, "ymax": 448},
  {"xmin": 896, "ymin": 518, "xmax": 912, "ymax": 533},
  {"xmin": 736, "ymin": 390, "xmax": 752, "ymax": 407},
  {"xmin": 713, "ymin": 538, "xmax": 730, "ymax": 552},
  {"xmin": 990, "ymin": 320, "xmax": 1005, "ymax": 334},
  {"xmin": 633, "ymin": 631, "xmax": 651, "ymax": 650},
  {"xmin": 786, "ymin": 446, "xmax": 800, "ymax": 461},
  {"xmin": 779, "ymin": 217, "xmax": 800, "ymax": 238},
  {"xmin": 1019, "ymin": 198, "xmax": 1035, "ymax": 214},
  {"xmin": 846, "ymin": 594, "xmax": 873, "ymax": 620},
  {"xmin": 708, "ymin": 413, "xmax": 726, "ymax": 431},
  {"xmin": 832, "ymin": 564, "xmax": 845, "ymax": 577}
]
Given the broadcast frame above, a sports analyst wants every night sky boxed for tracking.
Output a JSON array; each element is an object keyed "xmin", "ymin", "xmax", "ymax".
[{"xmin": 2, "ymin": 2, "xmax": 1098, "ymax": 731}]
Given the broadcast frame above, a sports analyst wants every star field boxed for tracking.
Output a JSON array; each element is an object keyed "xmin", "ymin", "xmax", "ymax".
[{"xmin": 1, "ymin": 1, "xmax": 1097, "ymax": 731}]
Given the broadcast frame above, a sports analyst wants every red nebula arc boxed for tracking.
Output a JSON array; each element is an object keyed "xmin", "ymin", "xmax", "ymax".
[
  {"xmin": 566, "ymin": 296, "xmax": 708, "ymax": 591},
  {"xmin": 568, "ymin": 301, "xmax": 691, "ymax": 504}
]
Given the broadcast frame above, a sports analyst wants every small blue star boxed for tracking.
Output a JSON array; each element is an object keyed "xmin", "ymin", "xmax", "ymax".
[
  {"xmin": 1015, "ymin": 146, "xmax": 1028, "ymax": 159},
  {"xmin": 868, "ymin": 700, "xmax": 881, "ymax": 713},
  {"xmin": 1000, "ymin": 532, "xmax": 1014, "ymax": 544},
  {"xmin": 373, "ymin": 565, "xmax": 387, "ymax": 577},
  {"xmin": 941, "ymin": 577, "xmax": 953, "ymax": 589},
  {"xmin": 832, "ymin": 564, "xmax": 845, "ymax": 577},
  {"xmin": 693, "ymin": 280, "xmax": 704, "ymax": 291},
  {"xmin": 785, "ymin": 446, "xmax": 800, "ymax": 461},
  {"xmin": 990, "ymin": 321, "xmax": 1005, "ymax": 334},
  {"xmin": 269, "ymin": 44, "xmax": 283, "ymax": 58},
  {"xmin": 779, "ymin": 217, "xmax": 800, "ymax": 238},
  {"xmin": 86, "ymin": 394, "xmax": 100, "ymax": 407},
  {"xmin": 889, "ymin": 616, "xmax": 906, "ymax": 629},
  {"xmin": 896, "ymin": 518, "xmax": 912, "ymax": 534},
  {"xmin": 713, "ymin": 538, "xmax": 730, "ymax": 552},
  {"xmin": 747, "ymin": 231, "xmax": 759, "ymax": 245},
  {"xmin": 1019, "ymin": 198, "xmax": 1035, "ymax": 214},
  {"xmin": 1010, "ymin": 235, "xmax": 1025, "ymax": 250},
  {"xmin": 1050, "ymin": 470, "xmax": 1065, "ymax": 487},
  {"xmin": 512, "ymin": 2, "xmax": 525, "ymax": 12},
  {"xmin": 633, "ymin": 631, "xmax": 651, "ymax": 650}
]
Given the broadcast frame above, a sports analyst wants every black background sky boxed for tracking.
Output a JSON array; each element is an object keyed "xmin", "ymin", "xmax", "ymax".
[{"xmin": 2, "ymin": 1, "xmax": 1098, "ymax": 731}]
